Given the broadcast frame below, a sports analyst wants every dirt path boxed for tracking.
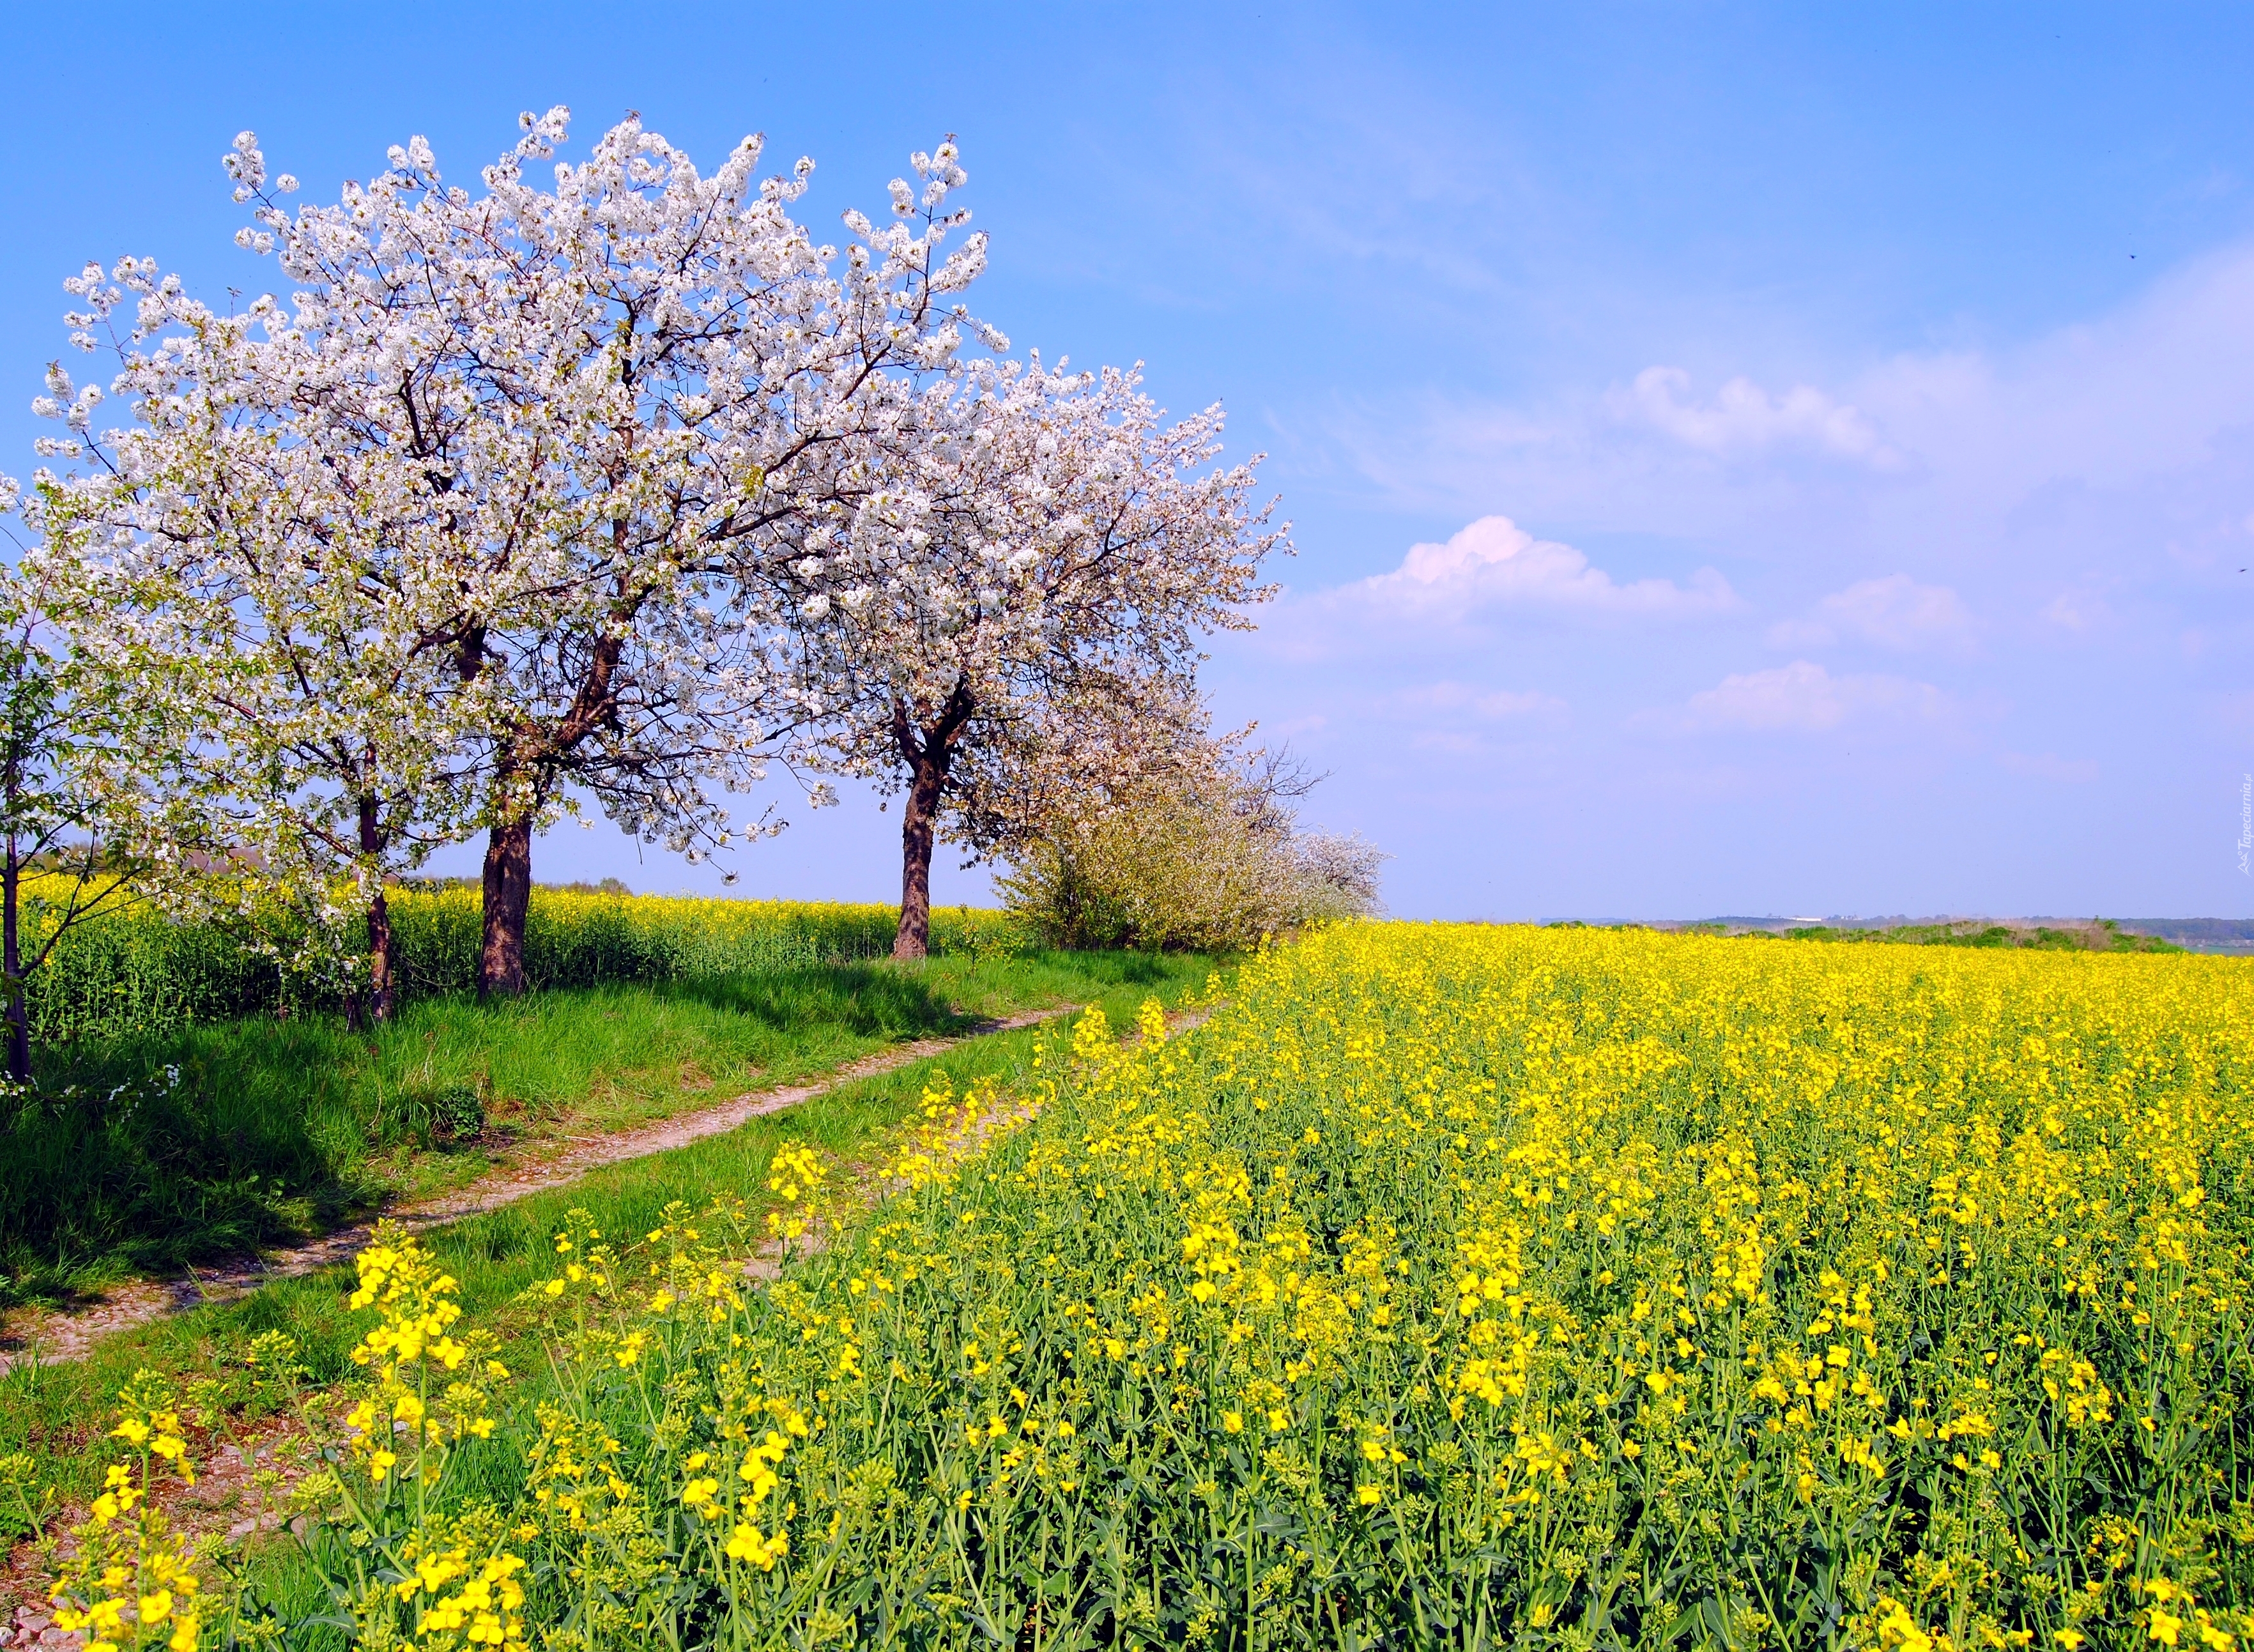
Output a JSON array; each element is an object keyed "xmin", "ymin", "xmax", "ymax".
[
  {"xmin": 0, "ymin": 1006, "xmax": 1078, "ymax": 1377},
  {"xmin": 0, "ymin": 1001, "xmax": 1224, "ymax": 1637}
]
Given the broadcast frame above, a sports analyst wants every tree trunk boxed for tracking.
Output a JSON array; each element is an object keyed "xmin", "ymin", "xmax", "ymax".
[
  {"xmin": 891, "ymin": 682, "xmax": 976, "ymax": 965},
  {"xmin": 367, "ymin": 885, "xmax": 398, "ymax": 1023},
  {"xmin": 357, "ymin": 792, "xmax": 398, "ymax": 1025},
  {"xmin": 3, "ymin": 831, "xmax": 25, "ymax": 1085},
  {"xmin": 894, "ymin": 748, "xmax": 951, "ymax": 962},
  {"xmin": 479, "ymin": 816, "xmax": 534, "ymax": 998}
]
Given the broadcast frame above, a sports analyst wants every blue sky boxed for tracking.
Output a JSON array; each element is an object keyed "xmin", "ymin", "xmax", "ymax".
[{"xmin": 4, "ymin": 3, "xmax": 2251, "ymax": 919}]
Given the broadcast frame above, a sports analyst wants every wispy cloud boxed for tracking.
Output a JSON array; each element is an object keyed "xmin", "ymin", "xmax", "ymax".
[
  {"xmin": 1297, "ymin": 243, "xmax": 2254, "ymax": 579},
  {"xmin": 1612, "ymin": 367, "xmax": 1903, "ymax": 468},
  {"xmin": 1768, "ymin": 575, "xmax": 1976, "ymax": 652},
  {"xmin": 1854, "ymin": 244, "xmax": 2254, "ymax": 497},
  {"xmin": 1392, "ymin": 681, "xmax": 1568, "ymax": 719},
  {"xmin": 1352, "ymin": 682, "xmax": 1574, "ymax": 760},
  {"xmin": 1637, "ymin": 660, "xmax": 1951, "ymax": 735}
]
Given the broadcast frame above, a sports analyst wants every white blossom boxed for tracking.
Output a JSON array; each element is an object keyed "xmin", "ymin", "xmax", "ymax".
[
  {"xmin": 16, "ymin": 109, "xmax": 1009, "ymax": 993},
  {"xmin": 767, "ymin": 351, "xmax": 1289, "ymax": 954}
]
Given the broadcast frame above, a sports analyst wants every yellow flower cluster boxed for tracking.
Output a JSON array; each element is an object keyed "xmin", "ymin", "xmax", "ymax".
[
  {"xmin": 880, "ymin": 1071, "xmax": 1020, "ymax": 1195},
  {"xmin": 652, "ymin": 924, "xmax": 2251, "ymax": 1647},
  {"xmin": 392, "ymin": 1545, "xmax": 528, "ymax": 1652},
  {"xmin": 47, "ymin": 1375, "xmax": 205, "ymax": 1652},
  {"xmin": 343, "ymin": 1223, "xmax": 503, "ymax": 1481},
  {"xmin": 696, "ymin": 1392, "xmax": 808, "ymax": 1575},
  {"xmin": 763, "ymin": 1143, "xmax": 828, "ymax": 1248}
]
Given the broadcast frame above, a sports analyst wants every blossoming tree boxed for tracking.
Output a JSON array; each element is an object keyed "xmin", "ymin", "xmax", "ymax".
[
  {"xmin": 17, "ymin": 249, "xmax": 503, "ymax": 1021},
  {"xmin": 765, "ymin": 357, "xmax": 1288, "ymax": 958},
  {"xmin": 0, "ymin": 556, "xmax": 193, "ymax": 1077},
  {"xmin": 20, "ymin": 112, "xmax": 1002, "ymax": 999}
]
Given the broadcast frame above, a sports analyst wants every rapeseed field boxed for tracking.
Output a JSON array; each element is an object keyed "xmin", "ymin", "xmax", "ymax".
[{"xmin": 56, "ymin": 924, "xmax": 2254, "ymax": 1649}]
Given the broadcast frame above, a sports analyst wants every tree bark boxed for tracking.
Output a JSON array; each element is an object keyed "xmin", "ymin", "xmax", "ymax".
[
  {"xmin": 3, "ymin": 830, "xmax": 26, "ymax": 1085},
  {"xmin": 891, "ymin": 680, "xmax": 977, "ymax": 963},
  {"xmin": 357, "ymin": 792, "xmax": 399, "ymax": 1024},
  {"xmin": 466, "ymin": 616, "xmax": 618, "ymax": 999},
  {"xmin": 367, "ymin": 886, "xmax": 397, "ymax": 1024},
  {"xmin": 479, "ymin": 816, "xmax": 534, "ymax": 998},
  {"xmin": 894, "ymin": 747, "xmax": 950, "ymax": 961}
]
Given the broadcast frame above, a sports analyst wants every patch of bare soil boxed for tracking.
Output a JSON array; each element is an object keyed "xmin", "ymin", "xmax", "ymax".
[{"xmin": 1, "ymin": 1412, "xmax": 309, "ymax": 1638}]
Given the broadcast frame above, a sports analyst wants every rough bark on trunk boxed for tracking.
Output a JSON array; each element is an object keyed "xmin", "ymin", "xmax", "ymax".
[
  {"xmin": 894, "ymin": 747, "xmax": 951, "ymax": 961},
  {"xmin": 479, "ymin": 816, "xmax": 535, "ymax": 998},
  {"xmin": 465, "ymin": 612, "xmax": 618, "ymax": 999},
  {"xmin": 357, "ymin": 792, "xmax": 399, "ymax": 1024},
  {"xmin": 3, "ymin": 832, "xmax": 25, "ymax": 1085},
  {"xmin": 367, "ymin": 886, "xmax": 397, "ymax": 1023},
  {"xmin": 891, "ymin": 680, "xmax": 977, "ymax": 963}
]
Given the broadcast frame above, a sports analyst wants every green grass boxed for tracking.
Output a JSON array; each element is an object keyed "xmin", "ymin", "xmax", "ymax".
[
  {"xmin": 15, "ymin": 882, "xmax": 1018, "ymax": 1043},
  {"xmin": 0, "ymin": 954, "xmax": 1216, "ymax": 1551},
  {"xmin": 0, "ymin": 948, "xmax": 1204, "ymax": 1310}
]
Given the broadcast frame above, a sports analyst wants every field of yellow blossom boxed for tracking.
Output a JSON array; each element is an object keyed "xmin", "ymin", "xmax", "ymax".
[{"xmin": 56, "ymin": 922, "xmax": 2254, "ymax": 1649}]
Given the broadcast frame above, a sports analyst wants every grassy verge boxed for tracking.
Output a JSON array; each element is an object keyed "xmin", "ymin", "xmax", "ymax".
[
  {"xmin": 0, "ymin": 949, "xmax": 1193, "ymax": 1309},
  {"xmin": 0, "ymin": 952, "xmax": 1217, "ymax": 1543}
]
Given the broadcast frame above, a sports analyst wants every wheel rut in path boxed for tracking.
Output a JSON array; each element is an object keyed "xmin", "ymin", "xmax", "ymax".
[{"xmin": 0, "ymin": 1004, "xmax": 1080, "ymax": 1374}]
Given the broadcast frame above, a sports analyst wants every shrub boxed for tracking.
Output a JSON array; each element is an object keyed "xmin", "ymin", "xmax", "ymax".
[{"xmin": 997, "ymin": 757, "xmax": 1384, "ymax": 951}]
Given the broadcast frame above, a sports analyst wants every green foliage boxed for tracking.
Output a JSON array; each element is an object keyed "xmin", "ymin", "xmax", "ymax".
[
  {"xmin": 1000, "ymin": 792, "xmax": 1382, "ymax": 951},
  {"xmin": 0, "ymin": 952, "xmax": 1215, "ymax": 1536},
  {"xmin": 1777, "ymin": 916, "xmax": 2184, "ymax": 952},
  {"xmin": 16, "ymin": 883, "xmax": 1020, "ymax": 1044}
]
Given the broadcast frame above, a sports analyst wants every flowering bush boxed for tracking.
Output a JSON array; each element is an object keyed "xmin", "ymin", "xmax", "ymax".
[{"xmin": 999, "ymin": 788, "xmax": 1384, "ymax": 951}]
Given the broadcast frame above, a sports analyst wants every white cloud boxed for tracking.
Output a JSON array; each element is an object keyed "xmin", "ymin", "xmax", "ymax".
[
  {"xmin": 2039, "ymin": 589, "xmax": 2111, "ymax": 633},
  {"xmin": 1640, "ymin": 659, "xmax": 1951, "ymax": 735},
  {"xmin": 1614, "ymin": 367, "xmax": 1901, "ymax": 466},
  {"xmin": 1360, "ymin": 515, "xmax": 1738, "ymax": 617},
  {"xmin": 1856, "ymin": 244, "xmax": 2254, "ymax": 496},
  {"xmin": 1767, "ymin": 574, "xmax": 1976, "ymax": 652}
]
